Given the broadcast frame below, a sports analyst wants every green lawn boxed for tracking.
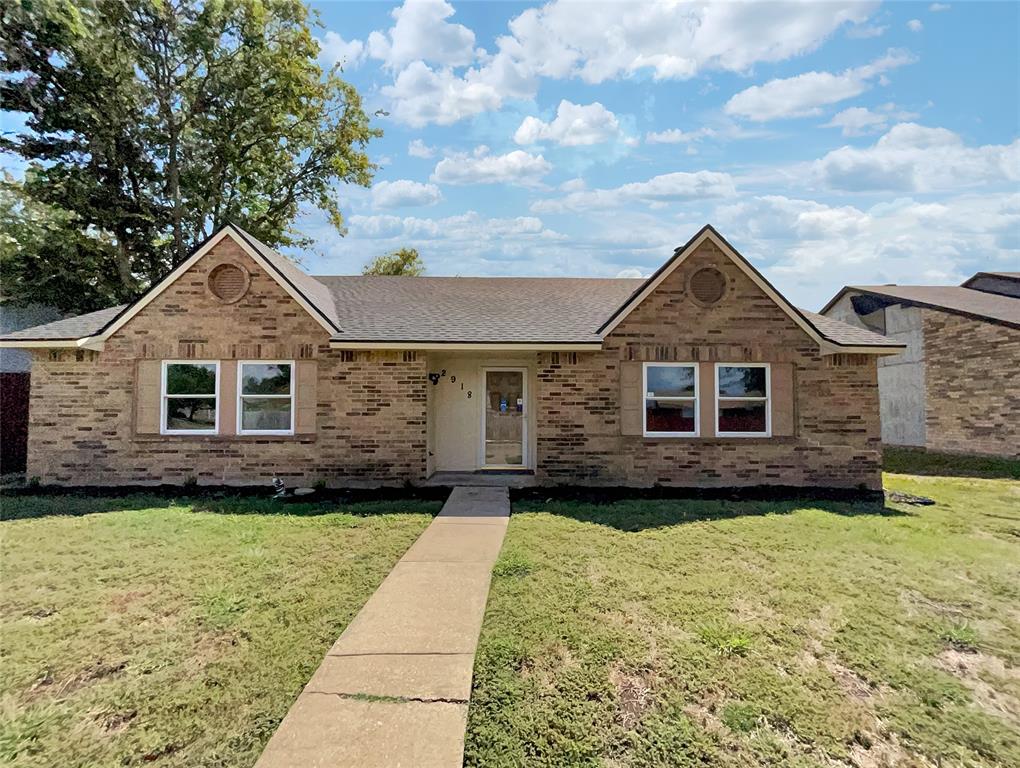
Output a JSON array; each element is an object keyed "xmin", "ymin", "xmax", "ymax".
[
  {"xmin": 0, "ymin": 495, "xmax": 437, "ymax": 767},
  {"xmin": 466, "ymin": 474, "xmax": 1020, "ymax": 767}
]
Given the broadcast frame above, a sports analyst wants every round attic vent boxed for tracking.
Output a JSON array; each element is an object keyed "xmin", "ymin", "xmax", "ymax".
[
  {"xmin": 208, "ymin": 263, "xmax": 249, "ymax": 303},
  {"xmin": 689, "ymin": 267, "xmax": 727, "ymax": 306}
]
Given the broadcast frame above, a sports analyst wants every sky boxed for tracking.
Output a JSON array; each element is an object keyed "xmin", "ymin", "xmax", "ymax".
[{"xmin": 300, "ymin": 0, "xmax": 1019, "ymax": 309}]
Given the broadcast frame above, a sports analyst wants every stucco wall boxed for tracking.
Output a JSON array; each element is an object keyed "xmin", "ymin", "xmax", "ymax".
[
  {"xmin": 825, "ymin": 295, "xmax": 926, "ymax": 447},
  {"xmin": 534, "ymin": 240, "xmax": 883, "ymax": 490}
]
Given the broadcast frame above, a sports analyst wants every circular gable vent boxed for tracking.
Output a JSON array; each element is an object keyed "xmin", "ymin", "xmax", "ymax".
[
  {"xmin": 689, "ymin": 267, "xmax": 727, "ymax": 306},
  {"xmin": 208, "ymin": 263, "xmax": 249, "ymax": 303}
]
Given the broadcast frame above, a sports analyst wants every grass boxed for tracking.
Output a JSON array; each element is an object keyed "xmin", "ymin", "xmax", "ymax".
[
  {"xmin": 884, "ymin": 446, "xmax": 1020, "ymax": 480},
  {"xmin": 0, "ymin": 494, "xmax": 438, "ymax": 767},
  {"xmin": 465, "ymin": 473, "xmax": 1020, "ymax": 767}
]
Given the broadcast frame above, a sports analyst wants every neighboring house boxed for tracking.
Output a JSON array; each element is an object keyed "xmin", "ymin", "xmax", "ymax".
[
  {"xmin": 0, "ymin": 302, "xmax": 63, "ymax": 473},
  {"xmin": 0, "ymin": 224, "xmax": 904, "ymax": 490},
  {"xmin": 821, "ymin": 273, "xmax": 1020, "ymax": 458}
]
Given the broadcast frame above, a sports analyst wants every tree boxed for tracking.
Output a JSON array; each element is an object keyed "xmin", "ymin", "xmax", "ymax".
[
  {"xmin": 0, "ymin": 0, "xmax": 379, "ymax": 313},
  {"xmin": 362, "ymin": 247, "xmax": 425, "ymax": 276}
]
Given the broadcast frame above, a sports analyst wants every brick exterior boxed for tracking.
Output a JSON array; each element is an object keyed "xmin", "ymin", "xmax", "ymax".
[
  {"xmin": 922, "ymin": 311, "xmax": 1020, "ymax": 458},
  {"xmin": 26, "ymin": 235, "xmax": 883, "ymax": 489},
  {"xmin": 26, "ymin": 238, "xmax": 427, "ymax": 486},
  {"xmin": 534, "ymin": 241, "xmax": 883, "ymax": 489}
]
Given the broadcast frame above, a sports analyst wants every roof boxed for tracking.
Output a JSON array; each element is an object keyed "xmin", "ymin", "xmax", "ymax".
[
  {"xmin": 821, "ymin": 284, "xmax": 1020, "ymax": 329},
  {"xmin": 0, "ymin": 223, "xmax": 902, "ymax": 351},
  {"xmin": 0, "ymin": 304, "xmax": 128, "ymax": 341}
]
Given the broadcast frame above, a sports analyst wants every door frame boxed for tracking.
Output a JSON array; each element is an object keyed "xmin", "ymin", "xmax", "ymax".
[{"xmin": 478, "ymin": 366, "xmax": 528, "ymax": 469}]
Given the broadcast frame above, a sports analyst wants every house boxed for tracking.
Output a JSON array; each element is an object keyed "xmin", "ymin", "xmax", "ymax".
[
  {"xmin": 0, "ymin": 302, "xmax": 63, "ymax": 472},
  {"xmin": 821, "ymin": 273, "xmax": 1020, "ymax": 458},
  {"xmin": 0, "ymin": 224, "xmax": 904, "ymax": 491}
]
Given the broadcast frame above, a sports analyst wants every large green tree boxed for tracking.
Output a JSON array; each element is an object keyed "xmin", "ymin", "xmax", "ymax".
[
  {"xmin": 0, "ymin": 0, "xmax": 379, "ymax": 313},
  {"xmin": 362, "ymin": 247, "xmax": 425, "ymax": 276}
]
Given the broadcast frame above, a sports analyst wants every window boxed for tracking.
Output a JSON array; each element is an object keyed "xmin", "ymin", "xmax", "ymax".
[
  {"xmin": 643, "ymin": 363, "xmax": 698, "ymax": 437},
  {"xmin": 162, "ymin": 361, "xmax": 219, "ymax": 434},
  {"xmin": 716, "ymin": 364, "xmax": 770, "ymax": 437},
  {"xmin": 237, "ymin": 361, "xmax": 294, "ymax": 434}
]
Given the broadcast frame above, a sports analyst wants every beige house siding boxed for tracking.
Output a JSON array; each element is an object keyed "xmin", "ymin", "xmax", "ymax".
[
  {"xmin": 534, "ymin": 239, "xmax": 882, "ymax": 489},
  {"xmin": 923, "ymin": 311, "xmax": 1020, "ymax": 458},
  {"xmin": 26, "ymin": 238, "xmax": 427, "ymax": 486}
]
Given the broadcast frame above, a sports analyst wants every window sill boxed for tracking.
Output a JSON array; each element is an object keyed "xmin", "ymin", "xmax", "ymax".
[
  {"xmin": 134, "ymin": 433, "xmax": 316, "ymax": 443},
  {"xmin": 636, "ymin": 435, "xmax": 794, "ymax": 444}
]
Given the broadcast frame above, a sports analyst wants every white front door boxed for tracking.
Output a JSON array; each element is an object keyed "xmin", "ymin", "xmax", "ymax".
[{"xmin": 481, "ymin": 368, "xmax": 527, "ymax": 468}]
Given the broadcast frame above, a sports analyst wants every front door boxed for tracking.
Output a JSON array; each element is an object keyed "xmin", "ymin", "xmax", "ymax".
[{"xmin": 481, "ymin": 369, "xmax": 526, "ymax": 468}]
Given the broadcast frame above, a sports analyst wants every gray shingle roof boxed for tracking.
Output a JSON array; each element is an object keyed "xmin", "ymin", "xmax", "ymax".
[
  {"xmin": 799, "ymin": 310, "xmax": 900, "ymax": 347},
  {"xmin": 830, "ymin": 285, "xmax": 1020, "ymax": 328},
  {"xmin": 0, "ymin": 224, "xmax": 902, "ymax": 349},
  {"xmin": 315, "ymin": 275, "xmax": 642, "ymax": 343},
  {"xmin": 0, "ymin": 304, "xmax": 128, "ymax": 341}
]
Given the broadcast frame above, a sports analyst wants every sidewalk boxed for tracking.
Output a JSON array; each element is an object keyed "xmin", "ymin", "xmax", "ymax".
[{"xmin": 255, "ymin": 486, "xmax": 510, "ymax": 768}]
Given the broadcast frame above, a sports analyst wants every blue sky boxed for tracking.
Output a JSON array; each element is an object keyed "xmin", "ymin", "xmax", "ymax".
[{"xmin": 298, "ymin": 0, "xmax": 1019, "ymax": 308}]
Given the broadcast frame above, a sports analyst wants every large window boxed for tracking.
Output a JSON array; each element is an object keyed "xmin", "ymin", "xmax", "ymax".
[
  {"xmin": 162, "ymin": 361, "xmax": 219, "ymax": 434},
  {"xmin": 643, "ymin": 363, "xmax": 698, "ymax": 437},
  {"xmin": 716, "ymin": 364, "xmax": 770, "ymax": 437},
  {"xmin": 237, "ymin": 361, "xmax": 294, "ymax": 434}
]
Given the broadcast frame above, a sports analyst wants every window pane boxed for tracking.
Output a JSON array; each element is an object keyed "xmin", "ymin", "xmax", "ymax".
[
  {"xmin": 165, "ymin": 397, "xmax": 216, "ymax": 430},
  {"xmin": 718, "ymin": 401, "xmax": 767, "ymax": 433},
  {"xmin": 241, "ymin": 363, "xmax": 292, "ymax": 395},
  {"xmin": 241, "ymin": 398, "xmax": 292, "ymax": 431},
  {"xmin": 166, "ymin": 363, "xmax": 216, "ymax": 395},
  {"xmin": 646, "ymin": 365, "xmax": 695, "ymax": 398},
  {"xmin": 645, "ymin": 399, "xmax": 696, "ymax": 433},
  {"xmin": 718, "ymin": 366, "xmax": 767, "ymax": 398}
]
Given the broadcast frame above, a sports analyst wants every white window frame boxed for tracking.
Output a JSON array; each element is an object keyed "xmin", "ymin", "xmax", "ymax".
[
  {"xmin": 715, "ymin": 362, "xmax": 771, "ymax": 438},
  {"xmin": 161, "ymin": 360, "xmax": 220, "ymax": 436},
  {"xmin": 642, "ymin": 362, "xmax": 699, "ymax": 437},
  {"xmin": 236, "ymin": 360, "xmax": 295, "ymax": 436}
]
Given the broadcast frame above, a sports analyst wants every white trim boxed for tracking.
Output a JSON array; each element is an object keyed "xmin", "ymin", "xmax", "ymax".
[
  {"xmin": 714, "ymin": 363, "xmax": 771, "ymax": 438},
  {"xmin": 236, "ymin": 360, "xmax": 295, "ymax": 436},
  {"xmin": 598, "ymin": 228, "xmax": 901, "ymax": 357},
  {"xmin": 161, "ymin": 360, "xmax": 220, "ymax": 435},
  {"xmin": 479, "ymin": 367, "xmax": 528, "ymax": 469},
  {"xmin": 329, "ymin": 341, "xmax": 602, "ymax": 351},
  {"xmin": 94, "ymin": 227, "xmax": 336, "ymax": 342},
  {"xmin": 642, "ymin": 362, "xmax": 699, "ymax": 438}
]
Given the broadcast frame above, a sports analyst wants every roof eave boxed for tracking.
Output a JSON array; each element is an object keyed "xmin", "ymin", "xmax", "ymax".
[{"xmin": 328, "ymin": 340, "xmax": 604, "ymax": 351}]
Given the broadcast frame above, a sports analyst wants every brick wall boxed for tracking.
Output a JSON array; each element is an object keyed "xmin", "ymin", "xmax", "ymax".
[
  {"xmin": 922, "ymin": 311, "xmax": 1020, "ymax": 458},
  {"xmin": 534, "ymin": 240, "xmax": 883, "ymax": 489},
  {"xmin": 26, "ymin": 238, "xmax": 427, "ymax": 486}
]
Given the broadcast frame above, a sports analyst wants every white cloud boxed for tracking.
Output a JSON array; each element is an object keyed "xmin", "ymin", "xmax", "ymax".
[
  {"xmin": 714, "ymin": 192, "xmax": 1020, "ymax": 309},
  {"xmin": 907, "ymin": 19, "xmax": 923, "ymax": 32},
  {"xmin": 431, "ymin": 146, "xmax": 552, "ymax": 186},
  {"xmin": 371, "ymin": 179, "xmax": 443, "ymax": 208},
  {"xmin": 502, "ymin": 0, "xmax": 877, "ymax": 84},
  {"xmin": 645, "ymin": 127, "xmax": 716, "ymax": 144},
  {"xmin": 380, "ymin": 59, "xmax": 532, "ymax": 127},
  {"xmin": 377, "ymin": 0, "xmax": 880, "ymax": 126},
  {"xmin": 560, "ymin": 177, "xmax": 586, "ymax": 192},
  {"xmin": 616, "ymin": 267, "xmax": 645, "ymax": 278},
  {"xmin": 929, "ymin": 3, "xmax": 950, "ymax": 11},
  {"xmin": 531, "ymin": 170, "xmax": 736, "ymax": 213},
  {"xmin": 367, "ymin": 0, "xmax": 475, "ymax": 70},
  {"xmin": 317, "ymin": 32, "xmax": 365, "ymax": 69},
  {"xmin": 845, "ymin": 23, "xmax": 887, "ymax": 39},
  {"xmin": 724, "ymin": 49, "xmax": 915, "ymax": 121},
  {"xmin": 814, "ymin": 123, "xmax": 1020, "ymax": 192},
  {"xmin": 407, "ymin": 139, "xmax": 435, "ymax": 159},
  {"xmin": 823, "ymin": 104, "xmax": 920, "ymax": 136},
  {"xmin": 514, "ymin": 100, "xmax": 623, "ymax": 146}
]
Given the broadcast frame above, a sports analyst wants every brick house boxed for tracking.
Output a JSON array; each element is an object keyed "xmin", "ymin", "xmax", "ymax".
[
  {"xmin": 0, "ymin": 224, "xmax": 904, "ymax": 490},
  {"xmin": 821, "ymin": 273, "xmax": 1020, "ymax": 458}
]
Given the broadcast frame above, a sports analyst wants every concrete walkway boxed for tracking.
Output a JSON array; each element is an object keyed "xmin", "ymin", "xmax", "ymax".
[{"xmin": 255, "ymin": 486, "xmax": 510, "ymax": 768}]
